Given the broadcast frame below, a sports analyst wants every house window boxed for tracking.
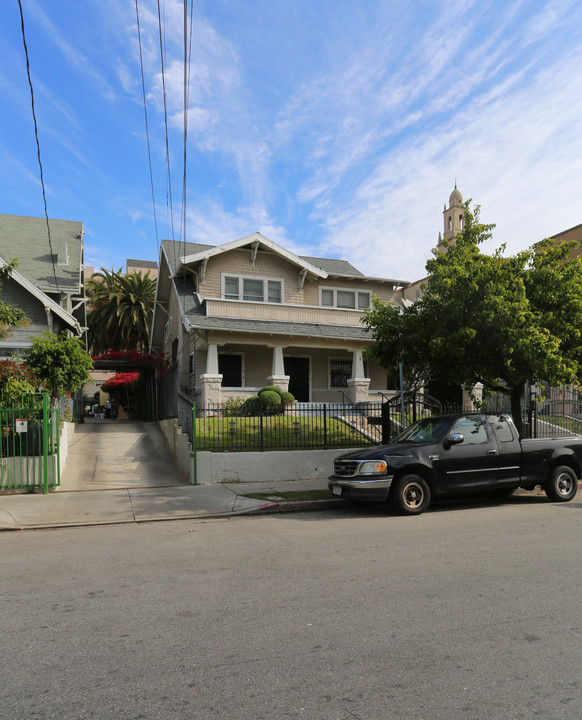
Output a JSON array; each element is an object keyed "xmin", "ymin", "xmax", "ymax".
[
  {"xmin": 224, "ymin": 276, "xmax": 239, "ymax": 299},
  {"xmin": 329, "ymin": 358, "xmax": 368, "ymax": 389},
  {"xmin": 189, "ymin": 352, "xmax": 195, "ymax": 375},
  {"xmin": 321, "ymin": 289, "xmax": 334, "ymax": 306},
  {"xmin": 243, "ymin": 278, "xmax": 263, "ymax": 302},
  {"xmin": 320, "ymin": 287, "xmax": 371, "ymax": 310},
  {"xmin": 222, "ymin": 274, "xmax": 283, "ymax": 303},
  {"xmin": 268, "ymin": 280, "xmax": 282, "ymax": 303},
  {"xmin": 330, "ymin": 359, "xmax": 352, "ymax": 389},
  {"xmin": 218, "ymin": 354, "xmax": 243, "ymax": 387}
]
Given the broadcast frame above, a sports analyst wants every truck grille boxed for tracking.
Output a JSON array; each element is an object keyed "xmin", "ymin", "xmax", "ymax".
[{"xmin": 333, "ymin": 460, "xmax": 360, "ymax": 477}]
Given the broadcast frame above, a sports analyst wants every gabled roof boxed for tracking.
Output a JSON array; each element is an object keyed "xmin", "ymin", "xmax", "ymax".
[
  {"xmin": 301, "ymin": 255, "xmax": 409, "ymax": 285},
  {"xmin": 178, "ymin": 232, "xmax": 327, "ymax": 279},
  {"xmin": 0, "ymin": 213, "xmax": 83, "ymax": 294},
  {"xmin": 0, "ymin": 256, "xmax": 82, "ymax": 335}
]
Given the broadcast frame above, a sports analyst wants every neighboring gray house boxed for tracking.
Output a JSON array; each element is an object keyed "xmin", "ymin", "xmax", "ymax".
[
  {"xmin": 0, "ymin": 213, "xmax": 86, "ymax": 356},
  {"xmin": 151, "ymin": 233, "xmax": 409, "ymax": 407}
]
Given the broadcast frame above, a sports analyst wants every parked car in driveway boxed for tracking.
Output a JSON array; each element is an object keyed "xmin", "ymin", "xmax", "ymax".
[{"xmin": 329, "ymin": 413, "xmax": 581, "ymax": 515}]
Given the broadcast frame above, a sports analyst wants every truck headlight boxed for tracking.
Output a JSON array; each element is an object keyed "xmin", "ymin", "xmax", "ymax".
[{"xmin": 359, "ymin": 461, "xmax": 387, "ymax": 475}]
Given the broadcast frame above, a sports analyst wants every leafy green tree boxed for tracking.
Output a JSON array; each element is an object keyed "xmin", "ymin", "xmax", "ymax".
[
  {"xmin": 86, "ymin": 268, "xmax": 156, "ymax": 354},
  {"xmin": 0, "ymin": 259, "xmax": 28, "ymax": 340},
  {"xmin": 20, "ymin": 331, "xmax": 93, "ymax": 402},
  {"xmin": 364, "ymin": 203, "xmax": 582, "ymax": 434}
]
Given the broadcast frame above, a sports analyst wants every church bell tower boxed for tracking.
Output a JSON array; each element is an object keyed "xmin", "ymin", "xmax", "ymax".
[{"xmin": 437, "ymin": 184, "xmax": 464, "ymax": 253}]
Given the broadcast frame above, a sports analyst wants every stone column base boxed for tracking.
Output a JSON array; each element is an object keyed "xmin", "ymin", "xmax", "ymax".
[
  {"xmin": 199, "ymin": 374, "xmax": 223, "ymax": 410},
  {"xmin": 462, "ymin": 383, "xmax": 483, "ymax": 410},
  {"xmin": 267, "ymin": 375, "xmax": 290, "ymax": 392},
  {"xmin": 346, "ymin": 378, "xmax": 371, "ymax": 404}
]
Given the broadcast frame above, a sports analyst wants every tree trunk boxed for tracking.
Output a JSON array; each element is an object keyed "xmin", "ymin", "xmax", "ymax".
[{"xmin": 510, "ymin": 382, "xmax": 525, "ymax": 437}]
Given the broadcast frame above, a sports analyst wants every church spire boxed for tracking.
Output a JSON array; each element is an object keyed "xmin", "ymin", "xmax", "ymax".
[{"xmin": 438, "ymin": 183, "xmax": 464, "ymax": 252}]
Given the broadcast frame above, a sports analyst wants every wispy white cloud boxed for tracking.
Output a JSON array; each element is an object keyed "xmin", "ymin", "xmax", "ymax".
[
  {"xmin": 320, "ymin": 38, "xmax": 582, "ymax": 279},
  {"xmin": 24, "ymin": 0, "xmax": 118, "ymax": 102}
]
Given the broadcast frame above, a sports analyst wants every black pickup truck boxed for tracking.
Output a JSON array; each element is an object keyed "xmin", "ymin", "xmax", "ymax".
[{"xmin": 329, "ymin": 413, "xmax": 581, "ymax": 515}]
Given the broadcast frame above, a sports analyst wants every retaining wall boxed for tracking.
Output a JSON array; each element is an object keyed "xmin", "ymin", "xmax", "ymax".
[{"xmin": 158, "ymin": 417, "xmax": 359, "ymax": 485}]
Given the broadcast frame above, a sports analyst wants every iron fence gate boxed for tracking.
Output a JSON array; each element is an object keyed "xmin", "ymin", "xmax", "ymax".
[
  {"xmin": 529, "ymin": 400, "xmax": 582, "ymax": 438},
  {"xmin": 0, "ymin": 393, "xmax": 60, "ymax": 493}
]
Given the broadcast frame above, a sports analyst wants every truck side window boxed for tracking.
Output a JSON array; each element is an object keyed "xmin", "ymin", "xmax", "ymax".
[
  {"xmin": 491, "ymin": 416, "xmax": 514, "ymax": 442},
  {"xmin": 449, "ymin": 416, "xmax": 488, "ymax": 445}
]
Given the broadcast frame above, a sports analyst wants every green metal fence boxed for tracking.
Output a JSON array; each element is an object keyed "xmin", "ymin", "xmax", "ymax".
[{"xmin": 0, "ymin": 392, "xmax": 60, "ymax": 493}]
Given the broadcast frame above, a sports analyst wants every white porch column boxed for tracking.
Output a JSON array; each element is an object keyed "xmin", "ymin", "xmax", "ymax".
[
  {"xmin": 199, "ymin": 343, "xmax": 223, "ymax": 406},
  {"xmin": 267, "ymin": 346, "xmax": 290, "ymax": 391},
  {"xmin": 346, "ymin": 350, "xmax": 370, "ymax": 404}
]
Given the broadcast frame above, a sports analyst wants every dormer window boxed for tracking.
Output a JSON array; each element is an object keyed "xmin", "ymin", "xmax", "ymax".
[
  {"xmin": 222, "ymin": 274, "xmax": 283, "ymax": 303},
  {"xmin": 320, "ymin": 287, "xmax": 371, "ymax": 309}
]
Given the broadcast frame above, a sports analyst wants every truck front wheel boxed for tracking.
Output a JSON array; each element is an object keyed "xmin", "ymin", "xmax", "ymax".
[
  {"xmin": 390, "ymin": 474, "xmax": 431, "ymax": 515},
  {"xmin": 544, "ymin": 465, "xmax": 578, "ymax": 502}
]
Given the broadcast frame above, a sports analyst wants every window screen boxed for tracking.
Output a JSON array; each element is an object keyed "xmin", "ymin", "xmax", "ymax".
[
  {"xmin": 268, "ymin": 280, "xmax": 282, "ymax": 303},
  {"xmin": 243, "ymin": 279, "xmax": 263, "ymax": 302},
  {"xmin": 224, "ymin": 276, "xmax": 239, "ymax": 299},
  {"xmin": 336, "ymin": 290, "xmax": 356, "ymax": 308}
]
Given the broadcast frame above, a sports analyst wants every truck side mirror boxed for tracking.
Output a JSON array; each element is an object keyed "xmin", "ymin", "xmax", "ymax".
[{"xmin": 444, "ymin": 432, "xmax": 464, "ymax": 449}]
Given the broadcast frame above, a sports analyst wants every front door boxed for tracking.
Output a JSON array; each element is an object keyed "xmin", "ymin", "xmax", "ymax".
[{"xmin": 284, "ymin": 357, "xmax": 310, "ymax": 402}]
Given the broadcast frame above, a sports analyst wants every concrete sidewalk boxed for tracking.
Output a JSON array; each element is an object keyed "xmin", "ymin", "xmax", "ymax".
[{"xmin": 0, "ymin": 478, "xmax": 336, "ymax": 531}]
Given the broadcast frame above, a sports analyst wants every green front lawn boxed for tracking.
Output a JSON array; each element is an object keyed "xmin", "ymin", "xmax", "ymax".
[{"xmin": 194, "ymin": 414, "xmax": 375, "ymax": 451}]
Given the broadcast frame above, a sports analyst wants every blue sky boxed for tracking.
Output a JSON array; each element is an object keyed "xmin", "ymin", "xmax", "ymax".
[{"xmin": 1, "ymin": 0, "xmax": 582, "ymax": 282}]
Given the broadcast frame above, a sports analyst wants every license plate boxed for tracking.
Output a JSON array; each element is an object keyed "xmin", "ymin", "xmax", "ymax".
[{"xmin": 332, "ymin": 486, "xmax": 342, "ymax": 496}]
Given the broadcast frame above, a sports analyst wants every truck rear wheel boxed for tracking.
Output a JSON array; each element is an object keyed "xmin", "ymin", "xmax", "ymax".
[
  {"xmin": 544, "ymin": 465, "xmax": 578, "ymax": 502},
  {"xmin": 390, "ymin": 474, "xmax": 431, "ymax": 515}
]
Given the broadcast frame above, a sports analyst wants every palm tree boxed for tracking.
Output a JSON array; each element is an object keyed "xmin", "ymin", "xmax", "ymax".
[{"xmin": 87, "ymin": 268, "xmax": 156, "ymax": 354}]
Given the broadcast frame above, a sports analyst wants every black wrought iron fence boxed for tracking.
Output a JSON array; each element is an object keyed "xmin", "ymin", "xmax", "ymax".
[
  {"xmin": 190, "ymin": 402, "xmax": 383, "ymax": 452},
  {"xmin": 167, "ymin": 391, "xmax": 582, "ymax": 453}
]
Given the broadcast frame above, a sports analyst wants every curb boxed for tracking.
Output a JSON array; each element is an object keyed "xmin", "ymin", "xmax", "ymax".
[{"xmin": 250, "ymin": 498, "xmax": 343, "ymax": 514}]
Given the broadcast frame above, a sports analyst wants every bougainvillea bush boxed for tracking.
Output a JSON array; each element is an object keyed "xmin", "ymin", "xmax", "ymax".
[{"xmin": 102, "ymin": 372, "xmax": 140, "ymax": 391}]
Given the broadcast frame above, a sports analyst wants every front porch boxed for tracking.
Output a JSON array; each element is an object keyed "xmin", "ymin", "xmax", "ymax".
[{"xmin": 195, "ymin": 342, "xmax": 395, "ymax": 406}]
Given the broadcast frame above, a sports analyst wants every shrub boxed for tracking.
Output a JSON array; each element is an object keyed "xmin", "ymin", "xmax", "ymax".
[
  {"xmin": 280, "ymin": 391, "xmax": 295, "ymax": 405},
  {"xmin": 259, "ymin": 385, "xmax": 284, "ymax": 396},
  {"xmin": 0, "ymin": 359, "xmax": 39, "ymax": 406},
  {"xmin": 223, "ymin": 396, "xmax": 246, "ymax": 417},
  {"xmin": 258, "ymin": 390, "xmax": 282, "ymax": 409},
  {"xmin": 243, "ymin": 396, "xmax": 262, "ymax": 415}
]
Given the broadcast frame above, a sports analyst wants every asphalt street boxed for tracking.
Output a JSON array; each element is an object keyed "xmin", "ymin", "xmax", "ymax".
[{"xmin": 2, "ymin": 495, "xmax": 582, "ymax": 720}]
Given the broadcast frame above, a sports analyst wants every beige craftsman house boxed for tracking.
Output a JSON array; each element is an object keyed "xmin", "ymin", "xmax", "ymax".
[{"xmin": 151, "ymin": 234, "xmax": 409, "ymax": 406}]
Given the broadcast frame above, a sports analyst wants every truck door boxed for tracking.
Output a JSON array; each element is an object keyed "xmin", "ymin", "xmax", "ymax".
[
  {"xmin": 489, "ymin": 415, "xmax": 521, "ymax": 486},
  {"xmin": 436, "ymin": 415, "xmax": 500, "ymax": 493}
]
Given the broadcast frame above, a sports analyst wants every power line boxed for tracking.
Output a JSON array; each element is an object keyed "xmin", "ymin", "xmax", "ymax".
[
  {"xmin": 134, "ymin": 0, "xmax": 160, "ymax": 259},
  {"xmin": 156, "ymin": 0, "xmax": 176, "ymax": 247},
  {"xmin": 180, "ymin": 0, "xmax": 194, "ymax": 260},
  {"xmin": 17, "ymin": 0, "xmax": 61, "ymax": 295}
]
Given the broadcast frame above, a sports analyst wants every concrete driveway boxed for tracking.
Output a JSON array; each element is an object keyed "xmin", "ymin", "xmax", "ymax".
[{"xmin": 61, "ymin": 418, "xmax": 186, "ymax": 490}]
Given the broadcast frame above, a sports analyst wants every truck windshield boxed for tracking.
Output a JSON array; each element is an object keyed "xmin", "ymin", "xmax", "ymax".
[{"xmin": 395, "ymin": 417, "xmax": 450, "ymax": 444}]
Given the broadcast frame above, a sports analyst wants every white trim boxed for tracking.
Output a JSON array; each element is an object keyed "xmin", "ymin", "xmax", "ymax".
[
  {"xmin": 180, "ymin": 232, "xmax": 327, "ymax": 279},
  {"xmin": 221, "ymin": 272, "xmax": 284, "ymax": 304},
  {"xmin": 0, "ymin": 256, "xmax": 81, "ymax": 335}
]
